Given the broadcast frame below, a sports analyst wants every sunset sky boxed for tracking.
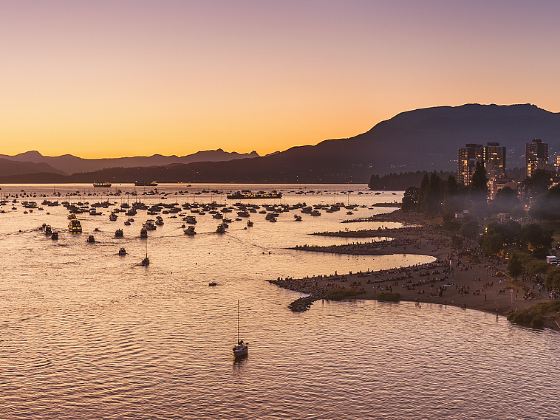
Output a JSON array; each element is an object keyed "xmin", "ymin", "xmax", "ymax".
[{"xmin": 1, "ymin": 0, "xmax": 559, "ymax": 158}]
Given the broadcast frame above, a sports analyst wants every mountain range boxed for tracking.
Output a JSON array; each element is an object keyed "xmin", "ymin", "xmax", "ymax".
[
  {"xmin": 1, "ymin": 103, "xmax": 559, "ymax": 183},
  {"xmin": 0, "ymin": 149, "xmax": 259, "ymax": 175}
]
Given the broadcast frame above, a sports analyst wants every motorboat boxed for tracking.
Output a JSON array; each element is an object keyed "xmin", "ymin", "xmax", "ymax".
[
  {"xmin": 68, "ymin": 219, "xmax": 82, "ymax": 233},
  {"xmin": 265, "ymin": 213, "xmax": 278, "ymax": 221},
  {"xmin": 118, "ymin": 247, "xmax": 127, "ymax": 256},
  {"xmin": 184, "ymin": 226, "xmax": 196, "ymax": 236},
  {"xmin": 144, "ymin": 220, "xmax": 156, "ymax": 230}
]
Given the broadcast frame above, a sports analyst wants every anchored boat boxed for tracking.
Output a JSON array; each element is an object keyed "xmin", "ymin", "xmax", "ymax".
[
  {"xmin": 93, "ymin": 182, "xmax": 112, "ymax": 188},
  {"xmin": 227, "ymin": 190, "xmax": 282, "ymax": 200},
  {"xmin": 233, "ymin": 300, "xmax": 248, "ymax": 360},
  {"xmin": 68, "ymin": 219, "xmax": 82, "ymax": 233}
]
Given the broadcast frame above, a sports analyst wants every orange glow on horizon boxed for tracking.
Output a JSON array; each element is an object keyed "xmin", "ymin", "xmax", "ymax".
[{"xmin": 1, "ymin": 1, "xmax": 559, "ymax": 158}]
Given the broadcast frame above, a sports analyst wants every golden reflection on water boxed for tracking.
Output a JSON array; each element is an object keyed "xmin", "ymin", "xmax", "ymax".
[{"xmin": 0, "ymin": 184, "xmax": 559, "ymax": 419}]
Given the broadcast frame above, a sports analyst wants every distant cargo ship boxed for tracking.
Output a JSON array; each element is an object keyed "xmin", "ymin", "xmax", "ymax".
[
  {"xmin": 93, "ymin": 182, "xmax": 112, "ymax": 188},
  {"xmin": 227, "ymin": 190, "xmax": 282, "ymax": 200},
  {"xmin": 134, "ymin": 181, "xmax": 158, "ymax": 187}
]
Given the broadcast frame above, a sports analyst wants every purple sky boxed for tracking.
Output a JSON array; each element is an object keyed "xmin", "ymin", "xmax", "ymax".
[{"xmin": 0, "ymin": 0, "xmax": 558, "ymax": 157}]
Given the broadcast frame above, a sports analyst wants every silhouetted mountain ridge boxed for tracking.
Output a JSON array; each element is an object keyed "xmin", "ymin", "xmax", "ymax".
[
  {"xmin": 0, "ymin": 158, "xmax": 62, "ymax": 177},
  {"xmin": 0, "ymin": 149, "xmax": 259, "ymax": 174},
  {"xmin": 2, "ymin": 104, "xmax": 559, "ymax": 183}
]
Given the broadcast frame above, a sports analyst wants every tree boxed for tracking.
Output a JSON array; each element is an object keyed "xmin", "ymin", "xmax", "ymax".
[
  {"xmin": 481, "ymin": 233, "xmax": 505, "ymax": 255},
  {"xmin": 368, "ymin": 174, "xmax": 377, "ymax": 190},
  {"xmin": 425, "ymin": 172, "xmax": 443, "ymax": 215},
  {"xmin": 546, "ymin": 269, "xmax": 560, "ymax": 291},
  {"xmin": 420, "ymin": 173, "xmax": 430, "ymax": 193},
  {"xmin": 471, "ymin": 161, "xmax": 488, "ymax": 194},
  {"xmin": 417, "ymin": 172, "xmax": 445, "ymax": 215},
  {"xmin": 531, "ymin": 185, "xmax": 560, "ymax": 220},
  {"xmin": 446, "ymin": 175, "xmax": 458, "ymax": 196},
  {"xmin": 487, "ymin": 221, "xmax": 522, "ymax": 247},
  {"xmin": 492, "ymin": 187, "xmax": 521, "ymax": 214},
  {"xmin": 525, "ymin": 169, "xmax": 552, "ymax": 197},
  {"xmin": 525, "ymin": 260, "xmax": 549, "ymax": 276},
  {"xmin": 508, "ymin": 253, "xmax": 523, "ymax": 278},
  {"xmin": 402, "ymin": 186, "xmax": 420, "ymax": 211},
  {"xmin": 521, "ymin": 224, "xmax": 552, "ymax": 255}
]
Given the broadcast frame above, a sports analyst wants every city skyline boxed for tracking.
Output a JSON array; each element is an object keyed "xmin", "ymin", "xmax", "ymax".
[{"xmin": 2, "ymin": 0, "xmax": 560, "ymax": 157}]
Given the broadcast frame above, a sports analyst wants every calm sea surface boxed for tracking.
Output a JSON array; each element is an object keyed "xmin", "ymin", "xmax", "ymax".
[{"xmin": 0, "ymin": 183, "xmax": 559, "ymax": 419}]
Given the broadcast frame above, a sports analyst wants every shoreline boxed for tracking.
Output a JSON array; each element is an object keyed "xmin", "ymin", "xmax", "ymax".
[{"xmin": 271, "ymin": 210, "xmax": 559, "ymax": 331}]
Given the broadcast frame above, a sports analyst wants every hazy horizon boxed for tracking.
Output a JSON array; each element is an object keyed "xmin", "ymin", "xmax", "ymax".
[
  {"xmin": 0, "ymin": 101, "xmax": 553, "ymax": 160},
  {"xmin": 2, "ymin": 0, "xmax": 560, "ymax": 158}
]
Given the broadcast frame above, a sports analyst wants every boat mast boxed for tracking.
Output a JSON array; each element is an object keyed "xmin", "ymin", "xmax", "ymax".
[{"xmin": 237, "ymin": 300, "xmax": 240, "ymax": 343}]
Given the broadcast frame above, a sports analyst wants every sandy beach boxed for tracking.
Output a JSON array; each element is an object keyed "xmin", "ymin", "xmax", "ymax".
[{"xmin": 272, "ymin": 210, "xmax": 559, "ymax": 329}]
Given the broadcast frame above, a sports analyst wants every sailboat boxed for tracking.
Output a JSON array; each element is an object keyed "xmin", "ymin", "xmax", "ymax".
[
  {"xmin": 141, "ymin": 236, "xmax": 150, "ymax": 266},
  {"xmin": 232, "ymin": 300, "xmax": 248, "ymax": 359}
]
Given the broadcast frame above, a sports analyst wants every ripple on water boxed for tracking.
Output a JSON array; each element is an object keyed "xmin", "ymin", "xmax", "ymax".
[{"xmin": 0, "ymin": 184, "xmax": 558, "ymax": 419}]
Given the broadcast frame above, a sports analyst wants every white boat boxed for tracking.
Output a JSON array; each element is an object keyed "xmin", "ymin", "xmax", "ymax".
[
  {"xmin": 232, "ymin": 300, "xmax": 248, "ymax": 359},
  {"xmin": 93, "ymin": 182, "xmax": 112, "ymax": 188}
]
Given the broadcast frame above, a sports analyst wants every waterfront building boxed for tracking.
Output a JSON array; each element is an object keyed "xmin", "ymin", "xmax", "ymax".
[{"xmin": 526, "ymin": 139, "xmax": 549, "ymax": 178}]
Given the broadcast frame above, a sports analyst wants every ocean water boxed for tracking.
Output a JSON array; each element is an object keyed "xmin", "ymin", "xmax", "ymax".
[{"xmin": 0, "ymin": 183, "xmax": 559, "ymax": 419}]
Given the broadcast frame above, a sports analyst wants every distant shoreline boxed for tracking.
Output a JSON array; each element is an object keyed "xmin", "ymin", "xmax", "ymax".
[
  {"xmin": 0, "ymin": 181, "xmax": 375, "ymax": 186},
  {"xmin": 271, "ymin": 209, "xmax": 559, "ymax": 331}
]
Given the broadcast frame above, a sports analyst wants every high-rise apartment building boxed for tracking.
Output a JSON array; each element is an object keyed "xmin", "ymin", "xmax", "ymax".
[
  {"xmin": 526, "ymin": 139, "xmax": 549, "ymax": 178},
  {"xmin": 457, "ymin": 142, "xmax": 506, "ymax": 186},
  {"xmin": 483, "ymin": 142, "xmax": 506, "ymax": 177},
  {"xmin": 457, "ymin": 144, "xmax": 484, "ymax": 186}
]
